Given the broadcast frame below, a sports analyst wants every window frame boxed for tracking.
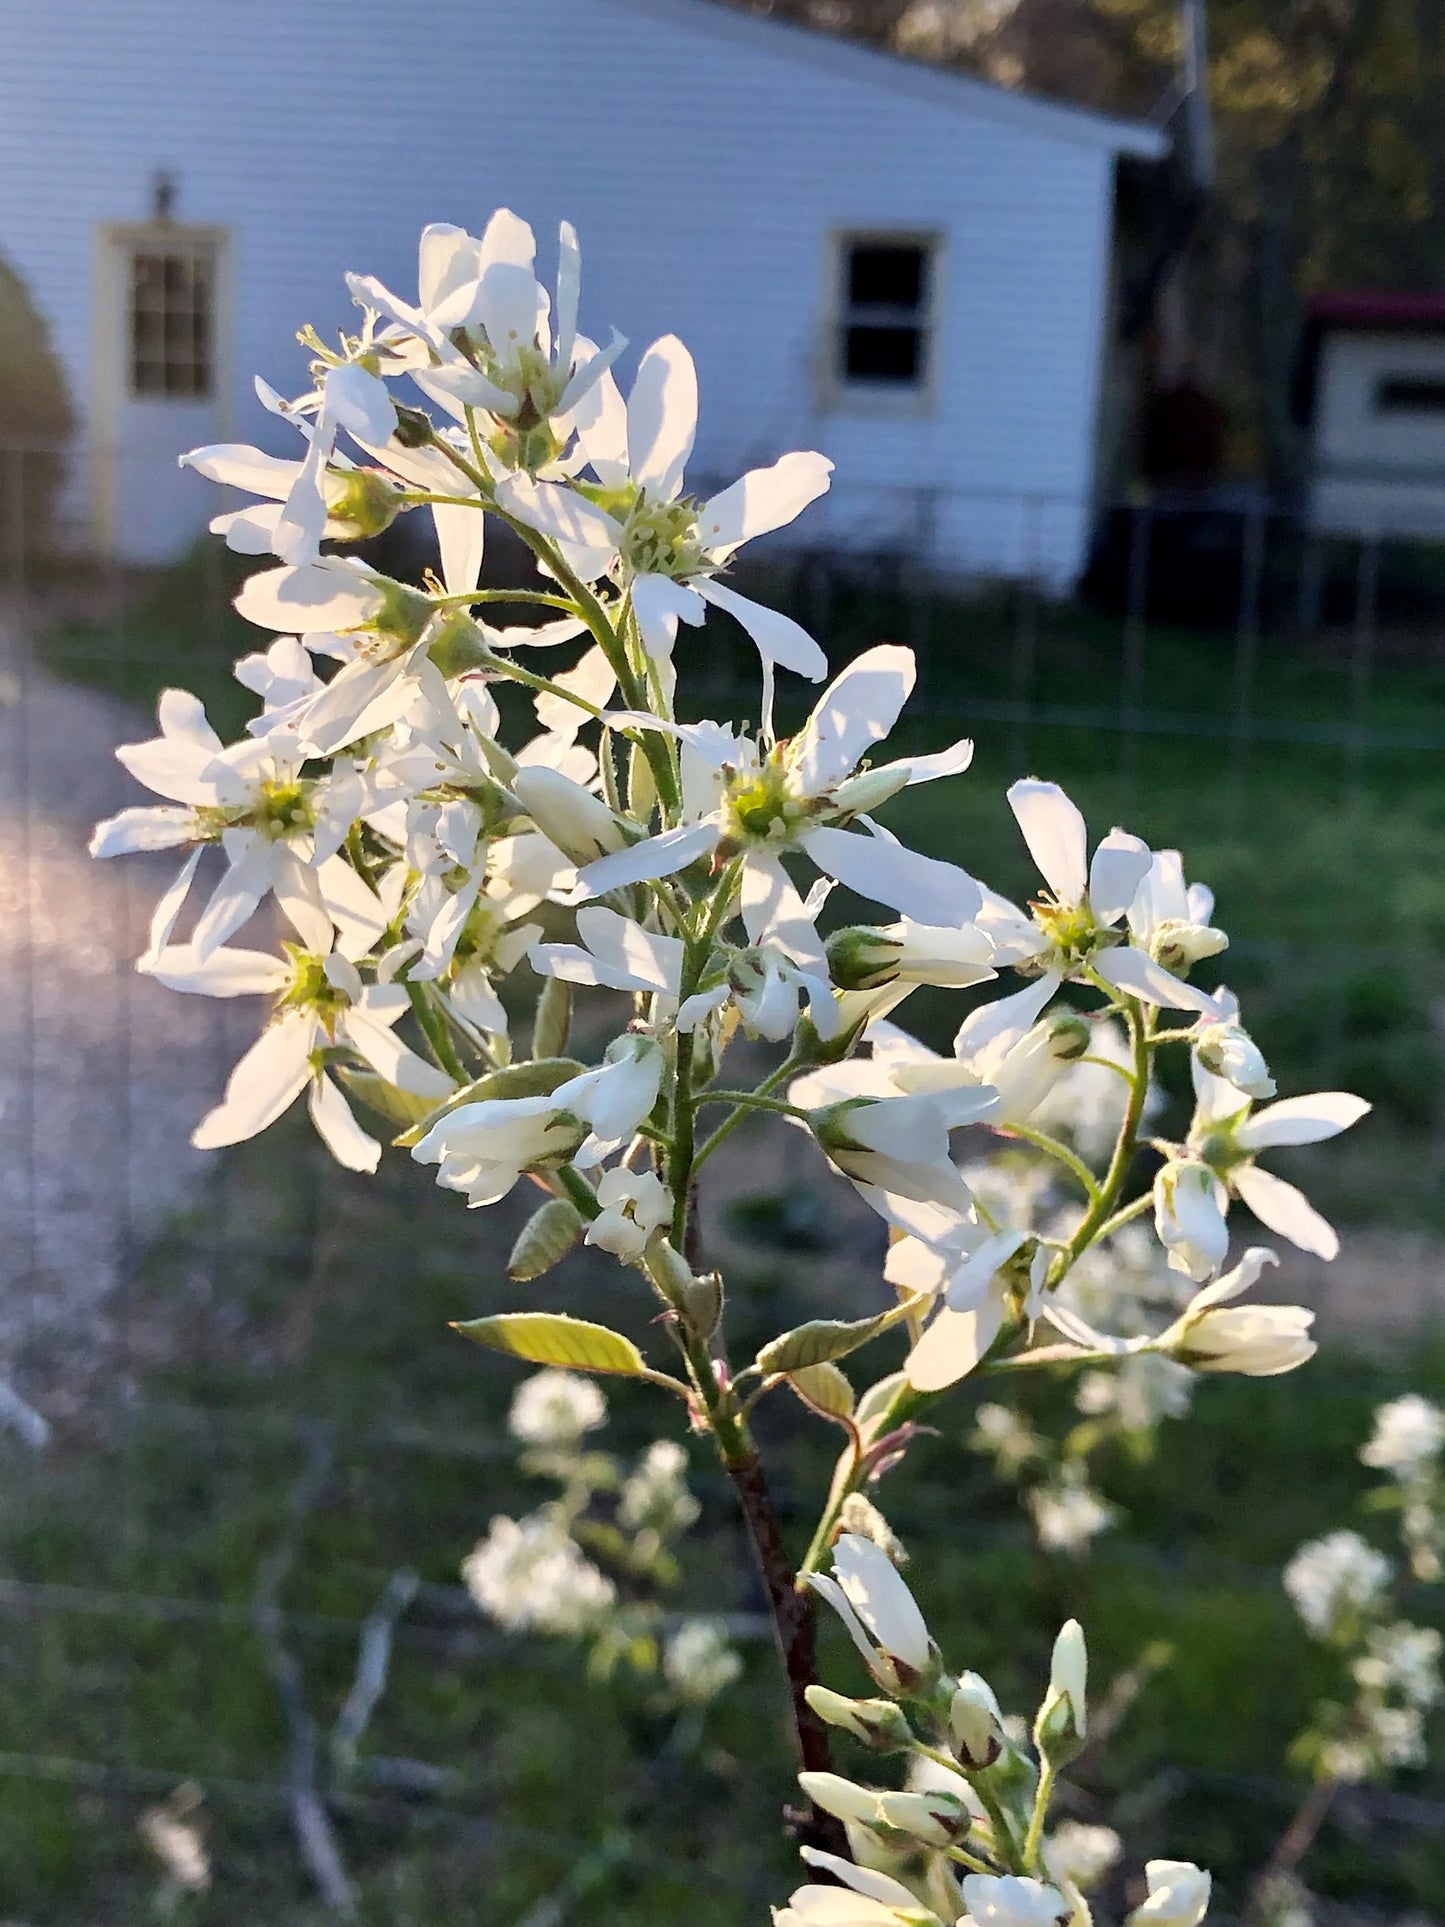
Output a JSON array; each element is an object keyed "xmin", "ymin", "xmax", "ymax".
[
  {"xmin": 96, "ymin": 220, "xmax": 230, "ymax": 410},
  {"xmin": 821, "ymin": 228, "xmax": 943, "ymax": 417}
]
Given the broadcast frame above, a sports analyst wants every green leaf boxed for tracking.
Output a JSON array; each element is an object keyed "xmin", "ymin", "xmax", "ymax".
[
  {"xmin": 451, "ymin": 1311, "xmax": 647, "ymax": 1377},
  {"xmin": 755, "ymin": 1309, "xmax": 899, "ymax": 1376},
  {"xmin": 508, "ymin": 1197, "xmax": 586, "ymax": 1281},
  {"xmin": 395, "ymin": 1058, "xmax": 586, "ymax": 1145},
  {"xmin": 532, "ymin": 976, "xmax": 573, "ymax": 1060},
  {"xmin": 334, "ymin": 1066, "xmax": 447, "ymax": 1127},
  {"xmin": 787, "ymin": 1361, "xmax": 856, "ymax": 1423}
]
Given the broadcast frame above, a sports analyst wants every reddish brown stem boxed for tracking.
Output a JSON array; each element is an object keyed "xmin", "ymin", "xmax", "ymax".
[{"xmin": 725, "ymin": 1449, "xmax": 849, "ymax": 1857}]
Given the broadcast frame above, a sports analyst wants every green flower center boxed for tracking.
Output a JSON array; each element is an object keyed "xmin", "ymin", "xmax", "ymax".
[
  {"xmin": 620, "ymin": 491, "xmax": 707, "ymax": 580},
  {"xmin": 278, "ymin": 947, "xmax": 352, "ymax": 1025},
  {"xmin": 724, "ymin": 756, "xmax": 810, "ymax": 844}
]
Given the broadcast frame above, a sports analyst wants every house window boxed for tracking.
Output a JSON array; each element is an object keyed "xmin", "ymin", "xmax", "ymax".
[
  {"xmin": 835, "ymin": 237, "xmax": 936, "ymax": 394},
  {"xmin": 128, "ymin": 243, "xmax": 215, "ymax": 400}
]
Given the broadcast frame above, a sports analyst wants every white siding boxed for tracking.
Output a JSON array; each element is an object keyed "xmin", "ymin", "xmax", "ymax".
[
  {"xmin": 1311, "ymin": 332, "xmax": 1445, "ymax": 539},
  {"xmin": 0, "ymin": 0, "xmax": 1147, "ymax": 576}
]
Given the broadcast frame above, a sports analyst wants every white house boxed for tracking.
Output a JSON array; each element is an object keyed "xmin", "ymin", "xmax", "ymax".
[
  {"xmin": 0, "ymin": 0, "xmax": 1168, "ymax": 581},
  {"xmin": 1300, "ymin": 291, "xmax": 1445, "ymax": 541}
]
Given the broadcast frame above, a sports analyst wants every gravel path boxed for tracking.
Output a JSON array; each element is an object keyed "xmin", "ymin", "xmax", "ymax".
[{"xmin": 0, "ymin": 630, "xmax": 254, "ymax": 1413}]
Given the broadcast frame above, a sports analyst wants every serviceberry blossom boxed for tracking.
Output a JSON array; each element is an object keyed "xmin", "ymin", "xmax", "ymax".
[
  {"xmin": 462, "ymin": 1513, "xmax": 616, "ymax": 1636},
  {"xmin": 1361, "ymin": 1395, "xmax": 1445, "ymax": 1479},
  {"xmin": 508, "ymin": 1368, "xmax": 607, "ymax": 1451},
  {"xmin": 1284, "ymin": 1530, "xmax": 1392, "ymax": 1639}
]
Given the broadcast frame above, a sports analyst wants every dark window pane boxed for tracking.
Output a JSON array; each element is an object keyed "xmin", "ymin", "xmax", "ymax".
[
  {"xmin": 1377, "ymin": 375, "xmax": 1445, "ymax": 414},
  {"xmin": 848, "ymin": 244, "xmax": 925, "ymax": 312},
  {"xmin": 844, "ymin": 323, "xmax": 921, "ymax": 384},
  {"xmin": 127, "ymin": 245, "xmax": 215, "ymax": 400}
]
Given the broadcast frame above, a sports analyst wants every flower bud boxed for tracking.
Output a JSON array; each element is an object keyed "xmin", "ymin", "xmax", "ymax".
[
  {"xmin": 512, "ymin": 767, "xmax": 627, "ymax": 866},
  {"xmin": 642, "ymin": 1237, "xmax": 693, "ymax": 1308},
  {"xmin": 804, "ymin": 1686, "xmax": 915, "ymax": 1752},
  {"xmin": 806, "ymin": 1533, "xmax": 936, "ymax": 1695},
  {"xmin": 875, "ymin": 1787, "xmax": 972, "ymax": 1848},
  {"xmin": 796, "ymin": 1770, "xmax": 884, "ymax": 1831},
  {"xmin": 325, "ymin": 465, "xmax": 404, "ymax": 541},
  {"xmin": 1034, "ymin": 1620, "xmax": 1087, "ymax": 1764},
  {"xmin": 1127, "ymin": 1860, "xmax": 1212, "ymax": 1927},
  {"xmin": 1169, "ymin": 1303, "xmax": 1316, "ymax": 1377},
  {"xmin": 391, "ymin": 402, "xmax": 434, "ymax": 447},
  {"xmin": 826, "ymin": 926, "xmax": 906, "ymax": 992},
  {"xmin": 1194, "ymin": 1020, "xmax": 1275, "ymax": 1100},
  {"xmin": 961, "ymin": 1874, "xmax": 1072, "ymax": 1927},
  {"xmin": 948, "ymin": 1671, "xmax": 1007, "ymax": 1769},
  {"xmin": 1153, "ymin": 920, "xmax": 1228, "ymax": 974},
  {"xmin": 1044, "ymin": 1008, "xmax": 1091, "ymax": 1062},
  {"xmin": 1153, "ymin": 1159, "xmax": 1229, "ymax": 1282},
  {"xmin": 426, "ymin": 609, "xmax": 491, "ymax": 678},
  {"xmin": 830, "ymin": 765, "xmax": 913, "ymax": 816},
  {"xmin": 507, "ymin": 1196, "xmax": 585, "ymax": 1281}
]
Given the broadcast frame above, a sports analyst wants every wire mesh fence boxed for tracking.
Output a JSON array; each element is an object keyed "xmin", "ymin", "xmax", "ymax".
[{"xmin": 1, "ymin": 442, "xmax": 1444, "ymax": 1919}]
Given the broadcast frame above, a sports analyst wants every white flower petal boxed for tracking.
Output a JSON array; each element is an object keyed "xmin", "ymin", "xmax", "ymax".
[
  {"xmin": 626, "ymin": 335, "xmax": 697, "ymax": 500},
  {"xmin": 142, "ymin": 944, "xmax": 290, "ymax": 996},
  {"xmin": 740, "ymin": 852, "xmax": 828, "ymax": 974},
  {"xmin": 790, "ymin": 645, "xmax": 915, "ymax": 796},
  {"xmin": 692, "ymin": 577, "xmax": 827, "ymax": 681},
  {"xmin": 630, "ymin": 573, "xmax": 704, "ymax": 660},
  {"xmin": 699, "ymin": 450, "xmax": 833, "ymax": 555},
  {"xmin": 953, "ymin": 974, "xmax": 1060, "ymax": 1060},
  {"xmin": 1088, "ymin": 829, "xmax": 1153, "ymax": 924},
  {"xmin": 308, "ymin": 1072, "xmax": 382, "ymax": 1173},
  {"xmin": 906, "ymin": 1299, "xmax": 1006, "ymax": 1392},
  {"xmin": 1008, "ymin": 780, "xmax": 1088, "ymax": 903},
  {"xmin": 432, "ymin": 500, "xmax": 485, "ymax": 598},
  {"xmin": 1233, "ymin": 1164, "xmax": 1339, "ymax": 1259},
  {"xmin": 1094, "ymin": 945, "xmax": 1221, "ymax": 1014},
  {"xmin": 801, "ymin": 825, "xmax": 980, "ymax": 925},
  {"xmin": 234, "ymin": 560, "xmax": 382, "ymax": 635},
  {"xmin": 577, "ymin": 820, "xmax": 722, "ymax": 896},
  {"xmin": 1236, "ymin": 1092, "xmax": 1371, "ymax": 1149},
  {"xmin": 191, "ymin": 1013, "xmax": 314, "ymax": 1148}
]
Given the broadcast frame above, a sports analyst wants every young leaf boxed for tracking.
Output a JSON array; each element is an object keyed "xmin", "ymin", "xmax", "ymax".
[
  {"xmin": 755, "ymin": 1309, "xmax": 899, "ymax": 1376},
  {"xmin": 335, "ymin": 1066, "xmax": 447, "ymax": 1127},
  {"xmin": 532, "ymin": 976, "xmax": 573, "ymax": 1060},
  {"xmin": 508, "ymin": 1196, "xmax": 586, "ymax": 1281},
  {"xmin": 394, "ymin": 1058, "xmax": 586, "ymax": 1146},
  {"xmin": 787, "ymin": 1361, "xmax": 856, "ymax": 1423},
  {"xmin": 452, "ymin": 1311, "xmax": 646, "ymax": 1376}
]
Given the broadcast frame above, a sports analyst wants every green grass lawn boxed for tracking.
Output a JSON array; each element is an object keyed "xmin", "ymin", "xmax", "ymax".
[
  {"xmin": 2, "ymin": 1117, "xmax": 1442, "ymax": 1924},
  {"xmin": 12, "ymin": 547, "xmax": 1444, "ymax": 1920}
]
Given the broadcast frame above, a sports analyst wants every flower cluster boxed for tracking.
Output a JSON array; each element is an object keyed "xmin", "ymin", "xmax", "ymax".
[
  {"xmin": 88, "ymin": 208, "xmax": 1410, "ymax": 1914},
  {"xmin": 1284, "ymin": 1396, "xmax": 1444, "ymax": 1783},
  {"xmin": 777, "ymin": 1532, "xmax": 1210, "ymax": 1927},
  {"xmin": 461, "ymin": 1369, "xmax": 740, "ymax": 1711}
]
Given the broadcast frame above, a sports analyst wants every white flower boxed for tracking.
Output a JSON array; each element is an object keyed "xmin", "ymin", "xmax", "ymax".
[
  {"xmin": 1193, "ymin": 995, "xmax": 1275, "ymax": 1101},
  {"xmin": 807, "ymin": 1533, "xmax": 934, "ymax": 1691},
  {"xmin": 503, "ymin": 333, "xmax": 833, "ymax": 675},
  {"xmin": 349, "ymin": 211, "xmax": 623, "ymax": 466},
  {"xmin": 1042, "ymin": 1821, "xmax": 1121, "ymax": 1892},
  {"xmin": 1126, "ymin": 850, "xmax": 1227, "ymax": 975},
  {"xmin": 663, "ymin": 1619, "xmax": 743, "ymax": 1703},
  {"xmin": 1028, "ymin": 1472, "xmax": 1120, "ymax": 1556},
  {"xmin": 1152, "ymin": 1249, "xmax": 1315, "ymax": 1376},
  {"xmin": 91, "ymin": 689, "xmax": 362, "ymax": 965},
  {"xmin": 183, "ymin": 356, "xmax": 397, "ymax": 563},
  {"xmin": 948, "ymin": 1671, "xmax": 1007, "ymax": 1767},
  {"xmin": 802, "ymin": 1082, "xmax": 995, "ymax": 1247},
  {"xmin": 1044, "ymin": 1619, "xmax": 1088, "ymax": 1739},
  {"xmin": 1186, "ymin": 1062, "xmax": 1370, "ymax": 1262},
  {"xmin": 577, "ymin": 647, "xmax": 981, "ymax": 972},
  {"xmin": 411, "ymin": 1037, "xmax": 665, "ymax": 1205},
  {"xmin": 507, "ymin": 1369, "xmax": 607, "ymax": 1450},
  {"xmin": 618, "ymin": 1439, "xmax": 700, "ymax": 1535},
  {"xmin": 1076, "ymin": 1353, "xmax": 1195, "ymax": 1431},
  {"xmin": 904, "ymin": 1230, "xmax": 1047, "ymax": 1393},
  {"xmin": 1360, "ymin": 1395, "xmax": 1445, "ymax": 1480},
  {"xmin": 1351, "ymin": 1621, "xmax": 1442, "ymax": 1710},
  {"xmin": 1127, "ymin": 1861, "xmax": 1211, "ymax": 1927},
  {"xmin": 585, "ymin": 1167, "xmax": 673, "ymax": 1261},
  {"xmin": 139, "ymin": 1791, "xmax": 210, "ymax": 1895},
  {"xmin": 462, "ymin": 1512, "xmax": 615, "ymax": 1636},
  {"xmin": 778, "ymin": 1850, "xmax": 945, "ymax": 1927},
  {"xmin": 1283, "ymin": 1530, "xmax": 1392, "ymax": 1639},
  {"xmin": 144, "ymin": 933, "xmax": 452, "ymax": 1172},
  {"xmin": 1153, "ymin": 1158, "xmax": 1231, "ymax": 1281},
  {"xmin": 967, "ymin": 783, "xmax": 1221, "ymax": 1051},
  {"xmin": 959, "ymin": 1872, "xmax": 1070, "ymax": 1927}
]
